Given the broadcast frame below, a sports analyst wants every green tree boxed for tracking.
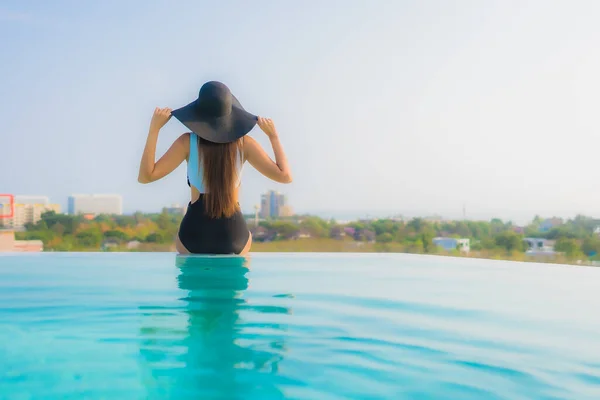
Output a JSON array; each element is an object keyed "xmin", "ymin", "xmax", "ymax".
[
  {"xmin": 372, "ymin": 220, "xmax": 398, "ymax": 236},
  {"xmin": 494, "ymin": 231, "xmax": 525, "ymax": 253},
  {"xmin": 394, "ymin": 225, "xmax": 409, "ymax": 243},
  {"xmin": 582, "ymin": 236, "xmax": 600, "ymax": 257},
  {"xmin": 480, "ymin": 237, "xmax": 497, "ymax": 250},
  {"xmin": 156, "ymin": 210, "xmax": 171, "ymax": 230},
  {"xmin": 555, "ymin": 238, "xmax": 583, "ymax": 259},
  {"xmin": 133, "ymin": 212, "xmax": 146, "ymax": 225},
  {"xmin": 52, "ymin": 237, "xmax": 74, "ymax": 251},
  {"xmin": 39, "ymin": 211, "xmax": 80, "ymax": 235},
  {"xmin": 405, "ymin": 238, "xmax": 424, "ymax": 254},
  {"xmin": 51, "ymin": 222, "xmax": 66, "ymax": 236},
  {"xmin": 470, "ymin": 241, "xmax": 483, "ymax": 251},
  {"xmin": 490, "ymin": 218, "xmax": 509, "ymax": 234},
  {"xmin": 453, "ymin": 221, "xmax": 472, "ymax": 238},
  {"xmin": 114, "ymin": 215, "xmax": 137, "ymax": 228},
  {"xmin": 94, "ymin": 214, "xmax": 115, "ymax": 226},
  {"xmin": 145, "ymin": 232, "xmax": 165, "ymax": 243},
  {"xmin": 407, "ymin": 218, "xmax": 425, "ymax": 233},
  {"xmin": 348, "ymin": 222, "xmax": 366, "ymax": 232},
  {"xmin": 104, "ymin": 230, "xmax": 130, "ymax": 242},
  {"xmin": 75, "ymin": 229, "xmax": 103, "ymax": 248},
  {"xmin": 421, "ymin": 232, "xmax": 435, "ymax": 253},
  {"xmin": 301, "ymin": 217, "xmax": 329, "ymax": 237},
  {"xmin": 376, "ymin": 232, "xmax": 393, "ymax": 243},
  {"xmin": 16, "ymin": 231, "xmax": 53, "ymax": 243}
]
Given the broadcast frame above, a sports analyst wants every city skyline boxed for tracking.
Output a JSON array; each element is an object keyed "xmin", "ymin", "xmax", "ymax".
[
  {"xmin": 1, "ymin": 190, "xmax": 596, "ymax": 227},
  {"xmin": 1, "ymin": 2, "xmax": 600, "ymax": 223}
]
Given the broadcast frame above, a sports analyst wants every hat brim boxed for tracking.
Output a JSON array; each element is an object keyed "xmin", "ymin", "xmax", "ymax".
[{"xmin": 171, "ymin": 95, "xmax": 257, "ymax": 144}]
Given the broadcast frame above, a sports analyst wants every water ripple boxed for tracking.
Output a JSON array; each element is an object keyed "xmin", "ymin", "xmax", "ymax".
[{"xmin": 1, "ymin": 253, "xmax": 600, "ymax": 399}]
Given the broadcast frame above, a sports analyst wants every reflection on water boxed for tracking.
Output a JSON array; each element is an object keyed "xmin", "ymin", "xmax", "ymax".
[{"xmin": 138, "ymin": 256, "xmax": 290, "ymax": 399}]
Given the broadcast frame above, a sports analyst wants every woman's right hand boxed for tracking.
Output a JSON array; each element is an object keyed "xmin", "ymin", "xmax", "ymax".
[
  {"xmin": 150, "ymin": 107, "xmax": 172, "ymax": 131},
  {"xmin": 257, "ymin": 117, "xmax": 278, "ymax": 139}
]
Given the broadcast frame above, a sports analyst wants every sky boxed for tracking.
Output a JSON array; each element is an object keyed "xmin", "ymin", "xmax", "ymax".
[{"xmin": 1, "ymin": 0, "xmax": 599, "ymax": 224}]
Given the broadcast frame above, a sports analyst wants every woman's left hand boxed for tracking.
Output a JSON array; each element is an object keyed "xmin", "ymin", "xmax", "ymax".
[{"xmin": 150, "ymin": 107, "xmax": 172, "ymax": 131}]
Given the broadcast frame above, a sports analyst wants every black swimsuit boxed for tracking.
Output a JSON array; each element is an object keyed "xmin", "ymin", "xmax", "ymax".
[
  {"xmin": 178, "ymin": 193, "xmax": 250, "ymax": 254},
  {"xmin": 178, "ymin": 133, "xmax": 250, "ymax": 254}
]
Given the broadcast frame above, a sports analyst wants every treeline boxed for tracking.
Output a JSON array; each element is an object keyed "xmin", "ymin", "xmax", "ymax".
[
  {"xmin": 13, "ymin": 211, "xmax": 600, "ymax": 261},
  {"xmin": 252, "ymin": 215, "xmax": 600, "ymax": 260},
  {"xmin": 15, "ymin": 210, "xmax": 181, "ymax": 251}
]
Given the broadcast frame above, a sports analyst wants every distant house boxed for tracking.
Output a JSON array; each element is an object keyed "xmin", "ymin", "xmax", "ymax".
[
  {"xmin": 539, "ymin": 218, "xmax": 563, "ymax": 232},
  {"xmin": 293, "ymin": 230, "xmax": 312, "ymax": 240},
  {"xmin": 343, "ymin": 227, "xmax": 355, "ymax": 236},
  {"xmin": 433, "ymin": 237, "xmax": 470, "ymax": 253},
  {"xmin": 251, "ymin": 226, "xmax": 276, "ymax": 242},
  {"xmin": 127, "ymin": 240, "xmax": 141, "ymax": 250},
  {"xmin": 512, "ymin": 226, "xmax": 525, "ymax": 234},
  {"xmin": 252, "ymin": 226, "xmax": 266, "ymax": 237},
  {"xmin": 363, "ymin": 230, "xmax": 376, "ymax": 243},
  {"xmin": 524, "ymin": 237, "xmax": 555, "ymax": 250},
  {"xmin": 101, "ymin": 239, "xmax": 119, "ymax": 251},
  {"xmin": 353, "ymin": 228, "xmax": 375, "ymax": 242},
  {"xmin": 330, "ymin": 226, "xmax": 345, "ymax": 240},
  {"xmin": 524, "ymin": 237, "xmax": 556, "ymax": 258}
]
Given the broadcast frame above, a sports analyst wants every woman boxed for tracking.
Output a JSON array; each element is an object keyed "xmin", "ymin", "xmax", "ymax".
[{"xmin": 137, "ymin": 81, "xmax": 292, "ymax": 255}]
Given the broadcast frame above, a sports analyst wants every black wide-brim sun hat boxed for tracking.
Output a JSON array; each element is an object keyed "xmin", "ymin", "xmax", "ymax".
[{"xmin": 171, "ymin": 81, "xmax": 258, "ymax": 144}]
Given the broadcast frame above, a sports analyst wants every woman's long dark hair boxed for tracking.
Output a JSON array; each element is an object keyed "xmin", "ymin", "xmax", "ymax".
[{"xmin": 197, "ymin": 136, "xmax": 242, "ymax": 218}]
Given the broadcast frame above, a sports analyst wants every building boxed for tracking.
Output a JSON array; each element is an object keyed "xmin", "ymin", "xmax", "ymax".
[
  {"xmin": 539, "ymin": 218, "xmax": 563, "ymax": 232},
  {"xmin": 68, "ymin": 194, "xmax": 123, "ymax": 216},
  {"xmin": 0, "ymin": 230, "xmax": 14, "ymax": 251},
  {"xmin": 433, "ymin": 237, "xmax": 470, "ymax": 253},
  {"xmin": 278, "ymin": 205, "xmax": 294, "ymax": 218},
  {"xmin": 524, "ymin": 237, "xmax": 556, "ymax": 254},
  {"xmin": 0, "ymin": 200, "xmax": 60, "ymax": 229},
  {"xmin": 524, "ymin": 237, "xmax": 557, "ymax": 259},
  {"xmin": 259, "ymin": 190, "xmax": 293, "ymax": 219},
  {"xmin": 512, "ymin": 226, "xmax": 525, "ymax": 234},
  {"xmin": 293, "ymin": 230, "xmax": 312, "ymax": 240},
  {"xmin": 127, "ymin": 240, "xmax": 141, "ymax": 250},
  {"xmin": 0, "ymin": 230, "xmax": 43, "ymax": 252},
  {"xmin": 259, "ymin": 195, "xmax": 270, "ymax": 218},
  {"xmin": 0, "ymin": 204, "xmax": 11, "ymax": 223}
]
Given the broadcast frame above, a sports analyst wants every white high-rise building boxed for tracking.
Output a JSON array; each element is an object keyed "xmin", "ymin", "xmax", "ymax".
[{"xmin": 68, "ymin": 194, "xmax": 123, "ymax": 216}]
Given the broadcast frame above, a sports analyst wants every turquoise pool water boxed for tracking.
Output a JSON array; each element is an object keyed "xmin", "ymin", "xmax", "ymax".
[{"xmin": 1, "ymin": 253, "xmax": 599, "ymax": 399}]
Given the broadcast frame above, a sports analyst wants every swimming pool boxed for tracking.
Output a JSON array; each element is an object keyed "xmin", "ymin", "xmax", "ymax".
[{"xmin": 1, "ymin": 252, "xmax": 599, "ymax": 399}]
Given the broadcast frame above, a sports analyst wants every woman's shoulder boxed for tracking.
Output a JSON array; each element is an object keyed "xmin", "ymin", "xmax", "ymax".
[
  {"xmin": 242, "ymin": 134, "xmax": 258, "ymax": 150},
  {"xmin": 177, "ymin": 132, "xmax": 192, "ymax": 146},
  {"xmin": 172, "ymin": 132, "xmax": 192, "ymax": 160}
]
